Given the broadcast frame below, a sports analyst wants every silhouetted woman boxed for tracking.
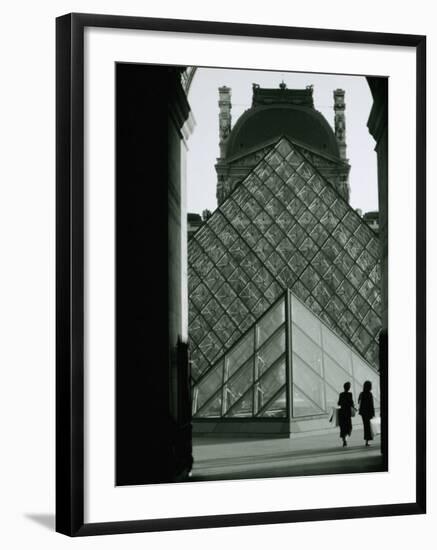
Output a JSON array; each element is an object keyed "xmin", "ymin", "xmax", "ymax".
[
  {"xmin": 358, "ymin": 380, "xmax": 375, "ymax": 446},
  {"xmin": 338, "ymin": 382, "xmax": 355, "ymax": 447}
]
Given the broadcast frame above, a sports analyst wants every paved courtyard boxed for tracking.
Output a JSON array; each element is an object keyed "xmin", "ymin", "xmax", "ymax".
[{"xmin": 190, "ymin": 427, "xmax": 383, "ymax": 482}]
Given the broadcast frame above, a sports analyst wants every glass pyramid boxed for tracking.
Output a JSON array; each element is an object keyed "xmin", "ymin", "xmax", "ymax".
[
  {"xmin": 192, "ymin": 291, "xmax": 380, "ymax": 419},
  {"xmin": 188, "ymin": 137, "xmax": 381, "ymax": 384}
]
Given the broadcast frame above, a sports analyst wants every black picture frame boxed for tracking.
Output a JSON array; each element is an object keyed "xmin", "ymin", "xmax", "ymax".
[{"xmin": 56, "ymin": 12, "xmax": 426, "ymax": 537}]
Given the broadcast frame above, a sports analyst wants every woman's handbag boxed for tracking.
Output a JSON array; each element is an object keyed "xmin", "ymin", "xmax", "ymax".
[
  {"xmin": 370, "ymin": 416, "xmax": 381, "ymax": 437},
  {"xmin": 351, "ymin": 406, "xmax": 356, "ymax": 417},
  {"xmin": 329, "ymin": 407, "xmax": 340, "ymax": 427}
]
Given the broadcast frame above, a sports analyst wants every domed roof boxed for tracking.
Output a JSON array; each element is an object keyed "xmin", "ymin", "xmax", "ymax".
[{"xmin": 226, "ymin": 100, "xmax": 340, "ymax": 160}]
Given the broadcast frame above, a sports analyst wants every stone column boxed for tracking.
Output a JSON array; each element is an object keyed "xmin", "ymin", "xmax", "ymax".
[
  {"xmin": 116, "ymin": 64, "xmax": 193, "ymax": 485},
  {"xmin": 367, "ymin": 77, "xmax": 388, "ymax": 465}
]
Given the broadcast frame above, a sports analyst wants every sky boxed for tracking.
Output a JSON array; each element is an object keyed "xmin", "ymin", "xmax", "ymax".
[{"xmin": 186, "ymin": 67, "xmax": 378, "ymax": 216}]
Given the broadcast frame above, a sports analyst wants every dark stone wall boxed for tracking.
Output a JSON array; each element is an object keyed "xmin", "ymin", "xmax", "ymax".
[
  {"xmin": 168, "ymin": 122, "xmax": 182, "ymax": 418},
  {"xmin": 367, "ymin": 77, "xmax": 388, "ymax": 332},
  {"xmin": 367, "ymin": 76, "xmax": 388, "ymax": 464},
  {"xmin": 115, "ymin": 63, "xmax": 191, "ymax": 485}
]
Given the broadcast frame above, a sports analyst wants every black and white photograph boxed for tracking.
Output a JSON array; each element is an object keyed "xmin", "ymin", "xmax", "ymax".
[{"xmin": 115, "ymin": 63, "xmax": 388, "ymax": 485}]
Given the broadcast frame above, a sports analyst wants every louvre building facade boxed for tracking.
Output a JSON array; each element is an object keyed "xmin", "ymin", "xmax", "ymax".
[{"xmin": 188, "ymin": 84, "xmax": 381, "ymax": 435}]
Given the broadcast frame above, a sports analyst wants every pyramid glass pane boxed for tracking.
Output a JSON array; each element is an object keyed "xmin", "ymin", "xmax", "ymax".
[
  {"xmin": 226, "ymin": 387, "xmax": 253, "ymax": 417},
  {"xmin": 292, "ymin": 323, "xmax": 323, "ymax": 376},
  {"xmin": 225, "ymin": 332, "xmax": 253, "ymax": 380},
  {"xmin": 256, "ymin": 297, "xmax": 285, "ymax": 347},
  {"xmin": 325, "ymin": 383, "xmax": 340, "ymax": 411},
  {"xmin": 292, "ymin": 353, "xmax": 325, "ymax": 410},
  {"xmin": 255, "ymin": 357, "xmax": 287, "ymax": 413},
  {"xmin": 321, "ymin": 324, "xmax": 353, "ymax": 374},
  {"xmin": 223, "ymin": 360, "xmax": 254, "ymax": 414},
  {"xmin": 290, "ymin": 293, "xmax": 380, "ymax": 419},
  {"xmin": 293, "ymin": 385, "xmax": 325, "ymax": 417},
  {"xmin": 323, "ymin": 354, "xmax": 352, "ymax": 398},
  {"xmin": 259, "ymin": 388, "xmax": 287, "ymax": 417},
  {"xmin": 292, "ymin": 294, "xmax": 322, "ymax": 344},
  {"xmin": 193, "ymin": 360, "xmax": 224, "ymax": 413},
  {"xmin": 195, "ymin": 390, "xmax": 222, "ymax": 418},
  {"xmin": 255, "ymin": 327, "xmax": 286, "ymax": 377}
]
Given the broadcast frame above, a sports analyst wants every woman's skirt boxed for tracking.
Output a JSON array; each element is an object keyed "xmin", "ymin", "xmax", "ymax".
[
  {"xmin": 338, "ymin": 410, "xmax": 352, "ymax": 438},
  {"xmin": 361, "ymin": 415, "xmax": 373, "ymax": 440}
]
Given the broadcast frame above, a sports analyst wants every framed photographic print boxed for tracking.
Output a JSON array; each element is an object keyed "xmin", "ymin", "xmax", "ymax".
[{"xmin": 56, "ymin": 12, "xmax": 426, "ymax": 536}]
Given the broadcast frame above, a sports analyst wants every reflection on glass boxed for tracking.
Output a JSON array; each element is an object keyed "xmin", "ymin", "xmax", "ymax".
[
  {"xmin": 226, "ymin": 388, "xmax": 253, "ymax": 417},
  {"xmin": 260, "ymin": 388, "xmax": 287, "ymax": 417},
  {"xmin": 321, "ymin": 324, "xmax": 352, "ymax": 373},
  {"xmin": 323, "ymin": 354, "xmax": 351, "ymax": 398},
  {"xmin": 255, "ymin": 327, "xmax": 286, "ymax": 377},
  {"xmin": 223, "ymin": 360, "xmax": 253, "ymax": 413},
  {"xmin": 194, "ymin": 360, "xmax": 224, "ymax": 413},
  {"xmin": 256, "ymin": 298, "xmax": 285, "ymax": 347},
  {"xmin": 292, "ymin": 353, "xmax": 325, "ymax": 410},
  {"xmin": 325, "ymin": 383, "xmax": 339, "ymax": 410},
  {"xmin": 195, "ymin": 390, "xmax": 222, "ymax": 418},
  {"xmin": 225, "ymin": 332, "xmax": 253, "ymax": 380},
  {"xmin": 293, "ymin": 385, "xmax": 323, "ymax": 417},
  {"xmin": 291, "ymin": 295, "xmax": 321, "ymax": 344},
  {"xmin": 255, "ymin": 357, "xmax": 286, "ymax": 413},
  {"xmin": 292, "ymin": 323, "xmax": 323, "ymax": 375}
]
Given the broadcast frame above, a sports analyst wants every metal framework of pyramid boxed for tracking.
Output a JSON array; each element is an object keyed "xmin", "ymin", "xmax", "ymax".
[
  {"xmin": 188, "ymin": 137, "xmax": 381, "ymax": 397},
  {"xmin": 192, "ymin": 290, "xmax": 380, "ymax": 420}
]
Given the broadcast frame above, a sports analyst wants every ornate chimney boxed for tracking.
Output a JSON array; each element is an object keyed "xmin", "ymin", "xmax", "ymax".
[
  {"xmin": 218, "ymin": 86, "xmax": 232, "ymax": 159},
  {"xmin": 216, "ymin": 87, "xmax": 232, "ymax": 204},
  {"xmin": 333, "ymin": 89, "xmax": 347, "ymax": 160}
]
